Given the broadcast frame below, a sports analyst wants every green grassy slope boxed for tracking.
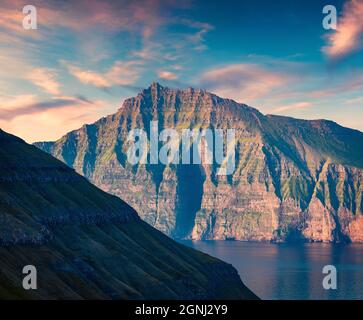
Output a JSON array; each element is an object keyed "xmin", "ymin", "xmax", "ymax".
[{"xmin": 264, "ymin": 115, "xmax": 363, "ymax": 170}]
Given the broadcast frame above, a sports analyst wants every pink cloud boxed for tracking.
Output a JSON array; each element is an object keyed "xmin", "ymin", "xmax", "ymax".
[
  {"xmin": 107, "ymin": 61, "xmax": 142, "ymax": 86},
  {"xmin": 0, "ymin": 95, "xmax": 98, "ymax": 120},
  {"xmin": 200, "ymin": 64, "xmax": 293, "ymax": 104},
  {"xmin": 271, "ymin": 102, "xmax": 313, "ymax": 113},
  {"xmin": 66, "ymin": 65, "xmax": 110, "ymax": 88},
  {"xmin": 26, "ymin": 68, "xmax": 61, "ymax": 95},
  {"xmin": 0, "ymin": 0, "xmax": 181, "ymax": 37},
  {"xmin": 157, "ymin": 70, "xmax": 178, "ymax": 80},
  {"xmin": 323, "ymin": 0, "xmax": 363, "ymax": 59},
  {"xmin": 64, "ymin": 60, "xmax": 142, "ymax": 88},
  {"xmin": 0, "ymin": 94, "xmax": 37, "ymax": 111},
  {"xmin": 0, "ymin": 94, "xmax": 108, "ymax": 142},
  {"xmin": 0, "ymin": 5, "xmax": 25, "ymax": 34}
]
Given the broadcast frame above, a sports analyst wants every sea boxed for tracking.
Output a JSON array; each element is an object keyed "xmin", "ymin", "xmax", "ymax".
[{"xmin": 179, "ymin": 240, "xmax": 363, "ymax": 300}]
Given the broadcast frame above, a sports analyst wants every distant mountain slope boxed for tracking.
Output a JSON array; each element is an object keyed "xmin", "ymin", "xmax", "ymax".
[
  {"xmin": 34, "ymin": 83, "xmax": 363, "ymax": 243},
  {"xmin": 0, "ymin": 129, "xmax": 256, "ymax": 299}
]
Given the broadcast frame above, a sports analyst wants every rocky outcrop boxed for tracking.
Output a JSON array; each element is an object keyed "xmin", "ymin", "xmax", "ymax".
[{"xmin": 34, "ymin": 83, "xmax": 363, "ymax": 243}]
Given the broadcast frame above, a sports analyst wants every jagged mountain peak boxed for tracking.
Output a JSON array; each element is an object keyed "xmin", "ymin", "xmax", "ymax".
[
  {"xmin": 138, "ymin": 82, "xmax": 210, "ymax": 101},
  {"xmin": 114, "ymin": 83, "xmax": 263, "ymax": 132},
  {"xmin": 34, "ymin": 85, "xmax": 363, "ymax": 243}
]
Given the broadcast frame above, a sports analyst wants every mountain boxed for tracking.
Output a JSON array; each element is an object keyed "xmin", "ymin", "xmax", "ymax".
[
  {"xmin": 0, "ymin": 129, "xmax": 257, "ymax": 299},
  {"xmin": 35, "ymin": 82, "xmax": 363, "ymax": 243}
]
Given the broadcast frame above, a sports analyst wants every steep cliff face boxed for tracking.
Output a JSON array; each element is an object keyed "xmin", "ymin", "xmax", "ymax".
[
  {"xmin": 34, "ymin": 83, "xmax": 363, "ymax": 243},
  {"xmin": 0, "ymin": 129, "xmax": 257, "ymax": 299}
]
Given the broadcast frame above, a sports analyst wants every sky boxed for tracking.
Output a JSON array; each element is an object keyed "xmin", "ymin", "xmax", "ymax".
[{"xmin": 1, "ymin": 0, "xmax": 363, "ymax": 142}]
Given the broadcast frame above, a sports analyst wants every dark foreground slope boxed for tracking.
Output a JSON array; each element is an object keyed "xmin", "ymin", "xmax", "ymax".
[{"xmin": 0, "ymin": 129, "xmax": 257, "ymax": 299}]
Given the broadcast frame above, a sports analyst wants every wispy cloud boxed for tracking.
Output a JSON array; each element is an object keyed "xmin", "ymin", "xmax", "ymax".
[
  {"xmin": 323, "ymin": 0, "xmax": 363, "ymax": 59},
  {"xmin": 107, "ymin": 61, "xmax": 142, "ymax": 86},
  {"xmin": 344, "ymin": 96, "xmax": 363, "ymax": 105},
  {"xmin": 0, "ymin": 95, "xmax": 98, "ymax": 120},
  {"xmin": 64, "ymin": 60, "xmax": 142, "ymax": 88},
  {"xmin": 0, "ymin": 0, "xmax": 213, "ymax": 92},
  {"xmin": 127, "ymin": 14, "xmax": 213, "ymax": 71},
  {"xmin": 181, "ymin": 19, "xmax": 214, "ymax": 51},
  {"xmin": 0, "ymin": 94, "xmax": 109, "ymax": 142},
  {"xmin": 271, "ymin": 102, "xmax": 313, "ymax": 113},
  {"xmin": 157, "ymin": 70, "xmax": 178, "ymax": 80},
  {"xmin": 309, "ymin": 73, "xmax": 363, "ymax": 98},
  {"xmin": 65, "ymin": 65, "xmax": 110, "ymax": 88},
  {"xmin": 0, "ymin": 94, "xmax": 37, "ymax": 111},
  {"xmin": 0, "ymin": 0, "xmax": 173, "ymax": 35},
  {"xmin": 26, "ymin": 68, "xmax": 61, "ymax": 95},
  {"xmin": 200, "ymin": 63, "xmax": 294, "ymax": 104}
]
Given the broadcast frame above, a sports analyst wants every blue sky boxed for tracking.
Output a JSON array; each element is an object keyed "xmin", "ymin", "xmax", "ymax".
[{"xmin": 1, "ymin": 0, "xmax": 363, "ymax": 142}]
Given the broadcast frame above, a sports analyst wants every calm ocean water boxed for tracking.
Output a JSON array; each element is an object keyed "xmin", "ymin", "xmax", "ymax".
[{"xmin": 179, "ymin": 241, "xmax": 363, "ymax": 300}]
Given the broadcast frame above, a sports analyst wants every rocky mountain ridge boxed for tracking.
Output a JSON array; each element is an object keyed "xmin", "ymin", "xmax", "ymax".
[{"xmin": 35, "ymin": 83, "xmax": 363, "ymax": 243}]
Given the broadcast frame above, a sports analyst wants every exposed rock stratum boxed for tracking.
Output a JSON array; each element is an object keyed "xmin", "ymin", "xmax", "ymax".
[{"xmin": 35, "ymin": 83, "xmax": 363, "ymax": 243}]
